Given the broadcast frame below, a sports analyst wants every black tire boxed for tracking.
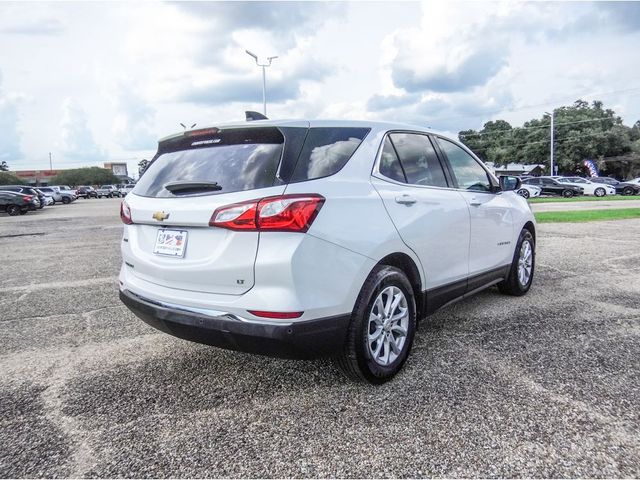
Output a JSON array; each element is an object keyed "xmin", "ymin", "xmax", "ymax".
[
  {"xmin": 517, "ymin": 188, "xmax": 530, "ymax": 199},
  {"xmin": 622, "ymin": 186, "xmax": 634, "ymax": 196},
  {"xmin": 19, "ymin": 209, "xmax": 27, "ymax": 215},
  {"xmin": 594, "ymin": 187, "xmax": 606, "ymax": 197},
  {"xmin": 498, "ymin": 228, "xmax": 535, "ymax": 296},
  {"xmin": 7, "ymin": 205, "xmax": 20, "ymax": 216},
  {"xmin": 562, "ymin": 189, "xmax": 574, "ymax": 198},
  {"xmin": 62, "ymin": 197, "xmax": 71, "ymax": 204},
  {"xmin": 335, "ymin": 265, "xmax": 417, "ymax": 384}
]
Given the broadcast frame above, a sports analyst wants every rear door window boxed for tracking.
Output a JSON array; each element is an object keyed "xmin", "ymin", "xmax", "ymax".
[
  {"xmin": 389, "ymin": 133, "xmax": 448, "ymax": 188},
  {"xmin": 290, "ymin": 127, "xmax": 369, "ymax": 182}
]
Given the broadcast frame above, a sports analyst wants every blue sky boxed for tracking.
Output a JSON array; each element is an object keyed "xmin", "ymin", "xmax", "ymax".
[{"xmin": 1, "ymin": 1, "xmax": 639, "ymax": 175}]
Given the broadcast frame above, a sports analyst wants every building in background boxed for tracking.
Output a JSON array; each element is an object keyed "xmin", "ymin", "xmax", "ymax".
[
  {"xmin": 485, "ymin": 162, "xmax": 546, "ymax": 177},
  {"xmin": 104, "ymin": 162, "xmax": 135, "ymax": 184},
  {"xmin": 11, "ymin": 169, "xmax": 61, "ymax": 186}
]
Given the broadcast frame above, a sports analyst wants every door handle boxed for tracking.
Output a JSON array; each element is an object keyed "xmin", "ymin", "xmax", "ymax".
[
  {"xmin": 395, "ymin": 195, "xmax": 417, "ymax": 205},
  {"xmin": 469, "ymin": 197, "xmax": 481, "ymax": 206}
]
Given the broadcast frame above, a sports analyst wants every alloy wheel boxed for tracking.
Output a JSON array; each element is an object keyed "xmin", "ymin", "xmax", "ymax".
[
  {"xmin": 367, "ymin": 286, "xmax": 409, "ymax": 367},
  {"xmin": 517, "ymin": 240, "xmax": 533, "ymax": 286}
]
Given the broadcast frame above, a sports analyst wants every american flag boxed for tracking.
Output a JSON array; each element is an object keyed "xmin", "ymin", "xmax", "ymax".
[{"xmin": 583, "ymin": 159, "xmax": 599, "ymax": 177}]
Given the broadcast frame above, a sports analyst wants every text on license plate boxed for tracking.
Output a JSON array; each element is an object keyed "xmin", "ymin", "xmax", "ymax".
[{"xmin": 153, "ymin": 229, "xmax": 188, "ymax": 257}]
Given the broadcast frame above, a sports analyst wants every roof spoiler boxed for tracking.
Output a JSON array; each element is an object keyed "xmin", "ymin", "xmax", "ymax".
[{"xmin": 245, "ymin": 111, "xmax": 268, "ymax": 121}]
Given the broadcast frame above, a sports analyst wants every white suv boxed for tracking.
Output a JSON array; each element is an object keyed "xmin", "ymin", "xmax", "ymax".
[{"xmin": 119, "ymin": 120, "xmax": 536, "ymax": 383}]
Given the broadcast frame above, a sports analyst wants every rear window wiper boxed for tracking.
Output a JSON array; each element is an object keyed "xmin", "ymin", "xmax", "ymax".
[{"xmin": 163, "ymin": 181, "xmax": 222, "ymax": 194}]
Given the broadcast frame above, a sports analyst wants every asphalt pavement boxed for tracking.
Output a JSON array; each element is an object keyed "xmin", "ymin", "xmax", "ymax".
[{"xmin": 1, "ymin": 198, "xmax": 639, "ymax": 477}]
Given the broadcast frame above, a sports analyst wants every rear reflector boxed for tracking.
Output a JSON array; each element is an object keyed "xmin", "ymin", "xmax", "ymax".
[
  {"xmin": 248, "ymin": 310, "xmax": 304, "ymax": 319},
  {"xmin": 210, "ymin": 194, "xmax": 325, "ymax": 232}
]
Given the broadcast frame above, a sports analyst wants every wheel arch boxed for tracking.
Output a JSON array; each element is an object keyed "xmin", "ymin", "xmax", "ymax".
[
  {"xmin": 375, "ymin": 252, "xmax": 425, "ymax": 319},
  {"xmin": 523, "ymin": 220, "xmax": 536, "ymax": 243}
]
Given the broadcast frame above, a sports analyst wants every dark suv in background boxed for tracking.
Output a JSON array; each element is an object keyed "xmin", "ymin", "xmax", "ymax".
[
  {"xmin": 0, "ymin": 191, "xmax": 39, "ymax": 215},
  {"xmin": 76, "ymin": 186, "xmax": 98, "ymax": 199},
  {"xmin": 0, "ymin": 185, "xmax": 44, "ymax": 209}
]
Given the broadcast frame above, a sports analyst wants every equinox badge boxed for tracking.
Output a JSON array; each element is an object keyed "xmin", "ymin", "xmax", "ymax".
[{"xmin": 153, "ymin": 211, "xmax": 170, "ymax": 222}]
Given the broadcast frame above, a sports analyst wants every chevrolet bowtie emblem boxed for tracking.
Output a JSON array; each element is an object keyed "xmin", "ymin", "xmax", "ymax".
[{"xmin": 152, "ymin": 211, "xmax": 169, "ymax": 221}]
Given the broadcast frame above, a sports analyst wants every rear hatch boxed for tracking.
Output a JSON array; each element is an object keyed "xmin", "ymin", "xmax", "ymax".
[
  {"xmin": 123, "ymin": 126, "xmax": 298, "ymax": 295},
  {"xmin": 122, "ymin": 123, "xmax": 370, "ymax": 296}
]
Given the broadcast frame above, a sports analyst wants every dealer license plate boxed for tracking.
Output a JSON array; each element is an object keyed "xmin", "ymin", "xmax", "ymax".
[{"xmin": 153, "ymin": 229, "xmax": 188, "ymax": 257}]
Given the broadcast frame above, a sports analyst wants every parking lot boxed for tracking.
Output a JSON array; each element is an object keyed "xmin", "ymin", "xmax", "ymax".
[{"xmin": 1, "ymin": 198, "xmax": 639, "ymax": 477}]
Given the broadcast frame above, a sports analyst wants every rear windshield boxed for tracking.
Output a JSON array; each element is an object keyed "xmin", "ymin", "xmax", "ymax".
[
  {"xmin": 135, "ymin": 127, "xmax": 284, "ymax": 198},
  {"xmin": 135, "ymin": 126, "xmax": 369, "ymax": 198}
]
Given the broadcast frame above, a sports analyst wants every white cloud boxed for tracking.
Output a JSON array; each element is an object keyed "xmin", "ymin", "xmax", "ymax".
[
  {"xmin": 0, "ymin": 71, "xmax": 23, "ymax": 163},
  {"xmin": 57, "ymin": 99, "xmax": 106, "ymax": 161}
]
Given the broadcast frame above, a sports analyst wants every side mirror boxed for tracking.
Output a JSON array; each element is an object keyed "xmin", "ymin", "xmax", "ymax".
[{"xmin": 499, "ymin": 175, "xmax": 522, "ymax": 192}]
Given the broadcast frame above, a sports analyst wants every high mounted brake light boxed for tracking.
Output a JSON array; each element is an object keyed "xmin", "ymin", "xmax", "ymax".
[
  {"xmin": 186, "ymin": 127, "xmax": 219, "ymax": 137},
  {"xmin": 209, "ymin": 194, "xmax": 325, "ymax": 232}
]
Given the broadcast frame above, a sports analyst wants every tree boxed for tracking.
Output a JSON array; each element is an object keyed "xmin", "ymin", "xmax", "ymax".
[
  {"xmin": 0, "ymin": 171, "xmax": 25, "ymax": 184},
  {"xmin": 458, "ymin": 99, "xmax": 635, "ymax": 175},
  {"xmin": 51, "ymin": 167, "xmax": 119, "ymax": 186},
  {"xmin": 0, "ymin": 161, "xmax": 8, "ymax": 172}
]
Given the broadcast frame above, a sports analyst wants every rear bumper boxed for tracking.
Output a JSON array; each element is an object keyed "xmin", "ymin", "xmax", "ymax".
[{"xmin": 120, "ymin": 289, "xmax": 351, "ymax": 359}]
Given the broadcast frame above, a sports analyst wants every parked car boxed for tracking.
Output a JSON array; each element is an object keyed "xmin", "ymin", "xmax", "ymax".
[
  {"xmin": 625, "ymin": 177, "xmax": 640, "ymax": 185},
  {"xmin": 522, "ymin": 177, "xmax": 583, "ymax": 197},
  {"xmin": 516, "ymin": 184, "xmax": 542, "ymax": 199},
  {"xmin": 590, "ymin": 177, "xmax": 640, "ymax": 195},
  {"xmin": 0, "ymin": 191, "xmax": 38, "ymax": 215},
  {"xmin": 36, "ymin": 187, "xmax": 63, "ymax": 203},
  {"xmin": 119, "ymin": 184, "xmax": 135, "ymax": 196},
  {"xmin": 96, "ymin": 185, "xmax": 122, "ymax": 198},
  {"xmin": 76, "ymin": 186, "xmax": 98, "ymax": 199},
  {"xmin": 556, "ymin": 177, "xmax": 616, "ymax": 197},
  {"xmin": 119, "ymin": 121, "xmax": 537, "ymax": 383},
  {"xmin": 0, "ymin": 185, "xmax": 44, "ymax": 209},
  {"xmin": 36, "ymin": 189, "xmax": 55, "ymax": 206}
]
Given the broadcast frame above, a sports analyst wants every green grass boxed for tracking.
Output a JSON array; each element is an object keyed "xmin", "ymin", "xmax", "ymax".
[
  {"xmin": 529, "ymin": 195, "xmax": 640, "ymax": 203},
  {"xmin": 535, "ymin": 208, "xmax": 640, "ymax": 223}
]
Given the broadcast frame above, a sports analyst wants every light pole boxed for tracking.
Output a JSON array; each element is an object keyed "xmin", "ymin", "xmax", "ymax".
[
  {"xmin": 49, "ymin": 152, "xmax": 52, "ymax": 171},
  {"xmin": 245, "ymin": 50, "xmax": 278, "ymax": 116},
  {"xmin": 545, "ymin": 111, "xmax": 554, "ymax": 175}
]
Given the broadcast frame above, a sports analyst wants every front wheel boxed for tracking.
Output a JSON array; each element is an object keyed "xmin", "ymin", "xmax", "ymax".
[
  {"xmin": 562, "ymin": 189, "xmax": 574, "ymax": 198},
  {"xmin": 622, "ymin": 186, "xmax": 634, "ymax": 196},
  {"xmin": 335, "ymin": 265, "xmax": 417, "ymax": 384},
  {"xmin": 62, "ymin": 197, "xmax": 71, "ymax": 204},
  {"xmin": 498, "ymin": 229, "xmax": 535, "ymax": 296},
  {"xmin": 517, "ymin": 188, "xmax": 530, "ymax": 199},
  {"xmin": 594, "ymin": 187, "xmax": 606, "ymax": 197}
]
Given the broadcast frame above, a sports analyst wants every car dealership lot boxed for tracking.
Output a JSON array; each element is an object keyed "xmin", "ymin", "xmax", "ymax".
[{"xmin": 0, "ymin": 198, "xmax": 639, "ymax": 477}]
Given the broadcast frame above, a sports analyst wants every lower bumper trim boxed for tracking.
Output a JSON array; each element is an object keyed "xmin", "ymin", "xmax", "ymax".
[{"xmin": 120, "ymin": 289, "xmax": 351, "ymax": 359}]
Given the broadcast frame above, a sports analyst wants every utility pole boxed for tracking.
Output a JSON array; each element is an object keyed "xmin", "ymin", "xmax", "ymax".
[
  {"xmin": 545, "ymin": 111, "xmax": 555, "ymax": 175},
  {"xmin": 49, "ymin": 152, "xmax": 52, "ymax": 171},
  {"xmin": 245, "ymin": 50, "xmax": 278, "ymax": 116}
]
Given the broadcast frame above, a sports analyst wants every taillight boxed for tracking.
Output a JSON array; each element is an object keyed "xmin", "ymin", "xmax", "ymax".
[
  {"xmin": 120, "ymin": 201, "xmax": 133, "ymax": 225},
  {"xmin": 23, "ymin": 195, "xmax": 33, "ymax": 202},
  {"xmin": 210, "ymin": 194, "xmax": 325, "ymax": 232}
]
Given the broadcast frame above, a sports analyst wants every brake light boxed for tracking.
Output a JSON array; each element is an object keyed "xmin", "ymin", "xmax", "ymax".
[
  {"xmin": 23, "ymin": 195, "xmax": 33, "ymax": 202},
  {"xmin": 120, "ymin": 201, "xmax": 133, "ymax": 225},
  {"xmin": 247, "ymin": 310, "xmax": 304, "ymax": 319},
  {"xmin": 210, "ymin": 194, "xmax": 325, "ymax": 232}
]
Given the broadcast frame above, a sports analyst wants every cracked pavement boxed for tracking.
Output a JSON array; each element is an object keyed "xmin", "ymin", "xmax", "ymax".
[{"xmin": 0, "ymin": 198, "xmax": 639, "ymax": 477}]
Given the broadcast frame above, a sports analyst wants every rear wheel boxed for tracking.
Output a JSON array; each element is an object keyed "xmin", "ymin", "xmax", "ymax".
[
  {"xmin": 7, "ymin": 205, "xmax": 20, "ymax": 216},
  {"xmin": 622, "ymin": 186, "xmax": 634, "ymax": 196},
  {"xmin": 335, "ymin": 265, "xmax": 417, "ymax": 384},
  {"xmin": 594, "ymin": 187, "xmax": 606, "ymax": 197},
  {"xmin": 62, "ymin": 197, "xmax": 71, "ymax": 204},
  {"xmin": 517, "ymin": 188, "xmax": 530, "ymax": 199},
  {"xmin": 498, "ymin": 229, "xmax": 535, "ymax": 296},
  {"xmin": 562, "ymin": 189, "xmax": 574, "ymax": 198}
]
